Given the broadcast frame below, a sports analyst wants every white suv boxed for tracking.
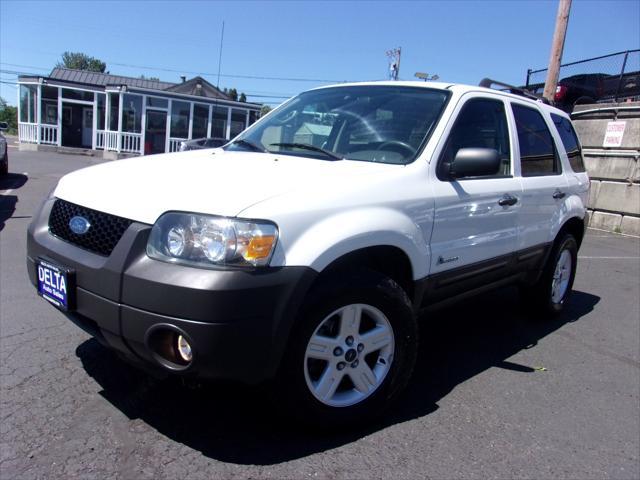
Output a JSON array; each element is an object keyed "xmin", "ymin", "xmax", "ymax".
[{"xmin": 27, "ymin": 81, "xmax": 589, "ymax": 427}]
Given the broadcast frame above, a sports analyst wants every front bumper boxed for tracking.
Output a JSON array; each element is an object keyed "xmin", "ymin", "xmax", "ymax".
[{"xmin": 27, "ymin": 198, "xmax": 316, "ymax": 383}]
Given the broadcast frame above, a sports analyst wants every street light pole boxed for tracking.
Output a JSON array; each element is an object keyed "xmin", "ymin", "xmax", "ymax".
[{"xmin": 543, "ymin": 0, "xmax": 572, "ymax": 102}]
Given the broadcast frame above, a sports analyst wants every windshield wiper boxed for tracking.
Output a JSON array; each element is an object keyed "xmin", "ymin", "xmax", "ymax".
[
  {"xmin": 229, "ymin": 138, "xmax": 267, "ymax": 153},
  {"xmin": 270, "ymin": 142, "xmax": 344, "ymax": 161}
]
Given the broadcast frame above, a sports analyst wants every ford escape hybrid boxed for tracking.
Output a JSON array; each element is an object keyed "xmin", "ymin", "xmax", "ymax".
[{"xmin": 28, "ymin": 81, "xmax": 589, "ymax": 426}]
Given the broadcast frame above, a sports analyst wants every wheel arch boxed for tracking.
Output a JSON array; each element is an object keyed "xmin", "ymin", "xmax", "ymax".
[{"xmin": 556, "ymin": 215, "xmax": 586, "ymax": 249}]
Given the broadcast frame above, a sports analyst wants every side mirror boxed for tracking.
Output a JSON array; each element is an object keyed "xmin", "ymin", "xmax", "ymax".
[
  {"xmin": 449, "ymin": 148, "xmax": 501, "ymax": 179},
  {"xmin": 0, "ymin": 122, "xmax": 8, "ymax": 131}
]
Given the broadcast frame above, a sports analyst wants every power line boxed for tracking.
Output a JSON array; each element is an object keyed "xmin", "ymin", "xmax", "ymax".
[
  {"xmin": 0, "ymin": 65, "xmax": 297, "ymax": 99},
  {"xmin": 0, "ymin": 60, "xmax": 347, "ymax": 84}
]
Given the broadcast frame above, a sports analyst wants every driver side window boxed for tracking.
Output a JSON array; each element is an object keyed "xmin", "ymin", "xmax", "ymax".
[{"xmin": 438, "ymin": 98, "xmax": 511, "ymax": 180}]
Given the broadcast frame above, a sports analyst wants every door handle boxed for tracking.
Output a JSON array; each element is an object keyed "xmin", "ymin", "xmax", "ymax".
[
  {"xmin": 498, "ymin": 194, "xmax": 518, "ymax": 207},
  {"xmin": 553, "ymin": 189, "xmax": 566, "ymax": 199}
]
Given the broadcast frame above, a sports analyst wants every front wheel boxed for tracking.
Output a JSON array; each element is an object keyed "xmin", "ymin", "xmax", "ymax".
[
  {"xmin": 273, "ymin": 270, "xmax": 418, "ymax": 429},
  {"xmin": 522, "ymin": 233, "xmax": 578, "ymax": 316}
]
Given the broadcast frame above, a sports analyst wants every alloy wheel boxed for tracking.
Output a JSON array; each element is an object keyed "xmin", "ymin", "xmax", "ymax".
[{"xmin": 303, "ymin": 303, "xmax": 395, "ymax": 407}]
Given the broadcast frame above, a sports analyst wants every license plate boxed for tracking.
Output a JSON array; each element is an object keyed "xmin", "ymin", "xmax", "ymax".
[{"xmin": 36, "ymin": 259, "xmax": 75, "ymax": 311}]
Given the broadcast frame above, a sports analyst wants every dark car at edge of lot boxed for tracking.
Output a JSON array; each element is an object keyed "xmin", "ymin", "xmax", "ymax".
[
  {"xmin": 0, "ymin": 121, "xmax": 9, "ymax": 176},
  {"xmin": 554, "ymin": 71, "xmax": 640, "ymax": 111}
]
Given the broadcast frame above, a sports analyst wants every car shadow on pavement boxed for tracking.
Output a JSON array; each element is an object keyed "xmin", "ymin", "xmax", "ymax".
[
  {"xmin": 76, "ymin": 286, "xmax": 599, "ymax": 465},
  {"xmin": 0, "ymin": 173, "xmax": 29, "ymax": 231}
]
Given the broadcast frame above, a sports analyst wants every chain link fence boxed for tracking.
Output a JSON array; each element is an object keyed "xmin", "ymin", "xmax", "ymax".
[{"xmin": 525, "ymin": 49, "xmax": 640, "ymax": 109}]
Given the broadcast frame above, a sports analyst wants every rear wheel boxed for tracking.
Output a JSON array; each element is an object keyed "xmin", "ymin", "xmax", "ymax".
[
  {"xmin": 522, "ymin": 233, "xmax": 578, "ymax": 315},
  {"xmin": 273, "ymin": 270, "xmax": 418, "ymax": 429}
]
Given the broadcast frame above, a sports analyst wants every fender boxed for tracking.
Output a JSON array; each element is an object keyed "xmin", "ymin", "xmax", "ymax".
[
  {"xmin": 270, "ymin": 207, "xmax": 431, "ymax": 280},
  {"xmin": 548, "ymin": 193, "xmax": 587, "ymax": 243}
]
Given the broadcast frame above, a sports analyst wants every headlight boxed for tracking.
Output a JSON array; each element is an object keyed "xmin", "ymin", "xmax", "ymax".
[{"xmin": 147, "ymin": 212, "xmax": 278, "ymax": 268}]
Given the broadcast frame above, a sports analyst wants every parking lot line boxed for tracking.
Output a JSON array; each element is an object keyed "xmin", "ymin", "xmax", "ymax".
[{"xmin": 579, "ymin": 256, "xmax": 640, "ymax": 259}]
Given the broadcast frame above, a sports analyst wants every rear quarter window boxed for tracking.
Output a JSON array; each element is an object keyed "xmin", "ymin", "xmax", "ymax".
[{"xmin": 551, "ymin": 113, "xmax": 586, "ymax": 173}]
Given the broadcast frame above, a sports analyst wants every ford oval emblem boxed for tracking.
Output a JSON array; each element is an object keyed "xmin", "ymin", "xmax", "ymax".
[{"xmin": 69, "ymin": 216, "xmax": 91, "ymax": 235}]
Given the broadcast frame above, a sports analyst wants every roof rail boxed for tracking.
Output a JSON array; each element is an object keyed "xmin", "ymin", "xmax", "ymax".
[{"xmin": 479, "ymin": 78, "xmax": 551, "ymax": 104}]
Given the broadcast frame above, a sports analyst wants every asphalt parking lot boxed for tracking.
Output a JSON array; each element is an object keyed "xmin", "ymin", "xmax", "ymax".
[{"xmin": 1, "ymin": 149, "xmax": 639, "ymax": 480}]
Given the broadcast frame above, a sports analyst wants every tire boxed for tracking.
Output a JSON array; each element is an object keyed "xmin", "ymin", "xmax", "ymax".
[
  {"xmin": 272, "ymin": 270, "xmax": 418, "ymax": 429},
  {"xmin": 574, "ymin": 96, "xmax": 595, "ymax": 106},
  {"xmin": 522, "ymin": 233, "xmax": 578, "ymax": 316}
]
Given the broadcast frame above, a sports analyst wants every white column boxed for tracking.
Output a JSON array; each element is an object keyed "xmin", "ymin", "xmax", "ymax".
[
  {"xmin": 226, "ymin": 108, "xmax": 232, "ymax": 140},
  {"xmin": 92, "ymin": 94, "xmax": 97, "ymax": 150},
  {"xmin": 16, "ymin": 84, "xmax": 21, "ymax": 143},
  {"xmin": 57, "ymin": 87, "xmax": 62, "ymax": 146},
  {"xmin": 36, "ymin": 84, "xmax": 42, "ymax": 144},
  {"xmin": 141, "ymin": 95, "xmax": 147, "ymax": 155},
  {"xmin": 206, "ymin": 104, "xmax": 212, "ymax": 138},
  {"xmin": 165, "ymin": 99, "xmax": 172, "ymax": 153},
  {"xmin": 117, "ymin": 91, "xmax": 123, "ymax": 153},
  {"xmin": 244, "ymin": 109, "xmax": 249, "ymax": 129},
  {"xmin": 188, "ymin": 102, "xmax": 194, "ymax": 139}
]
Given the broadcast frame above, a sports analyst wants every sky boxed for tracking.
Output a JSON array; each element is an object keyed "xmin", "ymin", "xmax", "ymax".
[{"xmin": 1, "ymin": 0, "xmax": 639, "ymax": 106}]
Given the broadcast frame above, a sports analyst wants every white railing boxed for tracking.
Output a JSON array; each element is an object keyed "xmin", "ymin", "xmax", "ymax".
[
  {"xmin": 121, "ymin": 133, "xmax": 142, "ymax": 154},
  {"xmin": 169, "ymin": 137, "xmax": 186, "ymax": 152},
  {"xmin": 96, "ymin": 130, "xmax": 105, "ymax": 149},
  {"xmin": 18, "ymin": 123, "xmax": 38, "ymax": 143},
  {"xmin": 40, "ymin": 125, "xmax": 58, "ymax": 145},
  {"xmin": 104, "ymin": 131, "xmax": 119, "ymax": 151}
]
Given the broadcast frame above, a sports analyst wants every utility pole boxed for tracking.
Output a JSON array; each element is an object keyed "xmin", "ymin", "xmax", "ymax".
[
  {"xmin": 386, "ymin": 47, "xmax": 402, "ymax": 81},
  {"xmin": 543, "ymin": 0, "xmax": 572, "ymax": 102}
]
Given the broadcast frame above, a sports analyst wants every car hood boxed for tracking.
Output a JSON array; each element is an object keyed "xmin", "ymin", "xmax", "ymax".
[{"xmin": 54, "ymin": 149, "xmax": 396, "ymax": 224}]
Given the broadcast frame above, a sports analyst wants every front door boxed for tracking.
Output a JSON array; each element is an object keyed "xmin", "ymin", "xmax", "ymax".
[
  {"xmin": 82, "ymin": 108, "xmax": 93, "ymax": 148},
  {"xmin": 145, "ymin": 110, "xmax": 167, "ymax": 155},
  {"xmin": 428, "ymin": 95, "xmax": 521, "ymax": 301}
]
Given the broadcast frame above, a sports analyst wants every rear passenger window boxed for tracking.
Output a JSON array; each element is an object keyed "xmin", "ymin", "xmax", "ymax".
[
  {"xmin": 512, "ymin": 104, "xmax": 561, "ymax": 176},
  {"xmin": 439, "ymin": 98, "xmax": 511, "ymax": 179},
  {"xmin": 551, "ymin": 113, "xmax": 586, "ymax": 172}
]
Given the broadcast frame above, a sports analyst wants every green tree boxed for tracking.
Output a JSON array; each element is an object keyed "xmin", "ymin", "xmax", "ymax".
[
  {"xmin": 227, "ymin": 88, "xmax": 238, "ymax": 101},
  {"xmin": 57, "ymin": 51, "xmax": 107, "ymax": 73},
  {"xmin": 260, "ymin": 105, "xmax": 272, "ymax": 116},
  {"xmin": 139, "ymin": 74, "xmax": 160, "ymax": 82},
  {"xmin": 239, "ymin": 92, "xmax": 247, "ymax": 102},
  {"xmin": 0, "ymin": 97, "xmax": 18, "ymax": 134}
]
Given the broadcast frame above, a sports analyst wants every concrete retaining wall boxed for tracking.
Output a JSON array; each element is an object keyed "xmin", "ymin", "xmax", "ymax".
[{"xmin": 572, "ymin": 102, "xmax": 640, "ymax": 236}]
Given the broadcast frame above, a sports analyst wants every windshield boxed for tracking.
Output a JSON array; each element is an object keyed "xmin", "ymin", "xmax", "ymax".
[{"xmin": 225, "ymin": 85, "xmax": 449, "ymax": 164}]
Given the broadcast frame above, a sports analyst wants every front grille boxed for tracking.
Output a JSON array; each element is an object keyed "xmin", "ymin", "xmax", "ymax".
[{"xmin": 48, "ymin": 199, "xmax": 133, "ymax": 256}]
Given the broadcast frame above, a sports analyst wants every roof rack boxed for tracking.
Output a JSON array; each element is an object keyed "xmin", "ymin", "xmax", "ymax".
[{"xmin": 479, "ymin": 78, "xmax": 551, "ymax": 104}]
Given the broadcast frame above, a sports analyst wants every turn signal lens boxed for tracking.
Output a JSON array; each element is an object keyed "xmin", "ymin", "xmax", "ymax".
[{"xmin": 245, "ymin": 235, "xmax": 277, "ymax": 260}]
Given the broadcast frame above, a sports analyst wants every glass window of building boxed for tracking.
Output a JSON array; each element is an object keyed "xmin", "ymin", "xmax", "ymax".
[
  {"xmin": 122, "ymin": 94, "xmax": 142, "ymax": 133},
  {"xmin": 249, "ymin": 110, "xmax": 259, "ymax": 126},
  {"xmin": 109, "ymin": 93, "xmax": 119, "ymax": 131},
  {"xmin": 230, "ymin": 109, "xmax": 247, "ymax": 138},
  {"xmin": 41, "ymin": 86, "xmax": 58, "ymax": 125},
  {"xmin": 192, "ymin": 104, "xmax": 209, "ymax": 138},
  {"xmin": 211, "ymin": 106, "xmax": 228, "ymax": 138},
  {"xmin": 170, "ymin": 101, "xmax": 190, "ymax": 138},
  {"xmin": 62, "ymin": 89, "xmax": 94, "ymax": 102},
  {"xmin": 147, "ymin": 97, "xmax": 168, "ymax": 109},
  {"xmin": 19, "ymin": 85, "xmax": 38, "ymax": 123},
  {"xmin": 97, "ymin": 94, "xmax": 106, "ymax": 130}
]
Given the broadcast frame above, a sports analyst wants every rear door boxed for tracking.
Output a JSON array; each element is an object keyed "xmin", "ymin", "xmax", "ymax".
[
  {"xmin": 428, "ymin": 94, "xmax": 521, "ymax": 299},
  {"xmin": 509, "ymin": 102, "xmax": 569, "ymax": 252}
]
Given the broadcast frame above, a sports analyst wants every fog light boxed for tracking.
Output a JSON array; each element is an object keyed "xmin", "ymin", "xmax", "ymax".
[{"xmin": 176, "ymin": 334, "xmax": 193, "ymax": 362}]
